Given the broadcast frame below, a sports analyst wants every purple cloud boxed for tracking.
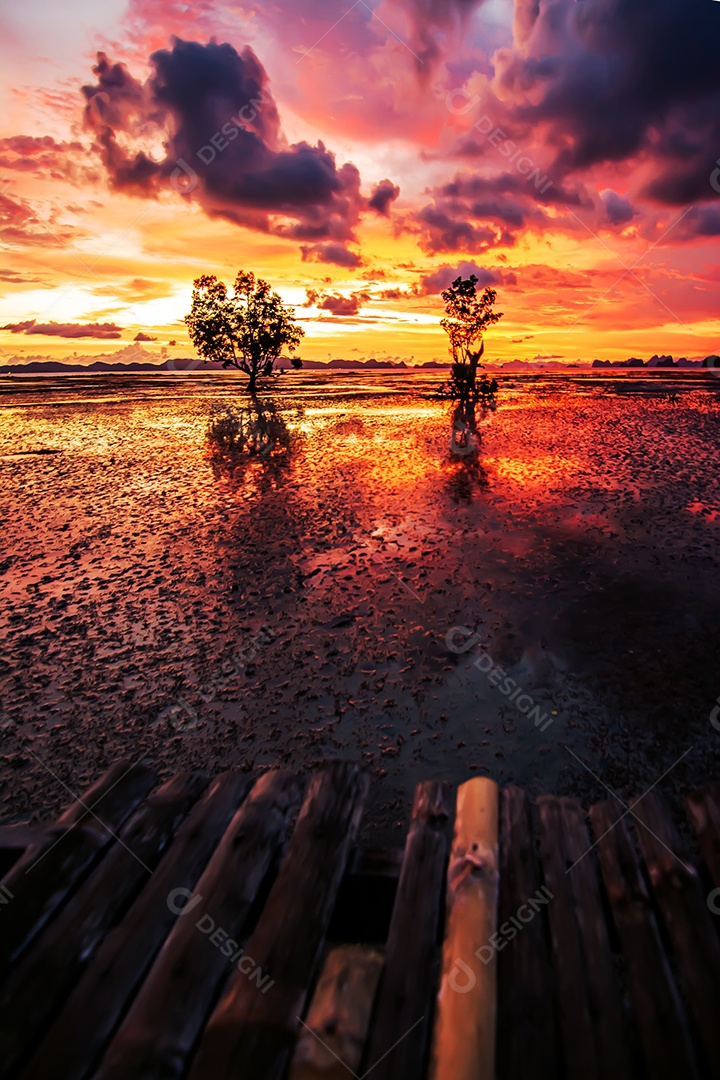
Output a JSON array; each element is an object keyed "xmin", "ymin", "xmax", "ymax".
[
  {"xmin": 81, "ymin": 39, "xmax": 393, "ymax": 263},
  {"xmin": 2, "ymin": 320, "xmax": 123, "ymax": 339}
]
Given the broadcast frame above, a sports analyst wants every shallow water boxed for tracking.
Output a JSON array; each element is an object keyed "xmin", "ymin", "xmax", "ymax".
[{"xmin": 1, "ymin": 370, "xmax": 719, "ymax": 841}]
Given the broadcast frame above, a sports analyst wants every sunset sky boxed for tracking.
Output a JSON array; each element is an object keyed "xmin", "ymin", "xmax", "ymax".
[{"xmin": 1, "ymin": 0, "xmax": 719, "ymax": 365}]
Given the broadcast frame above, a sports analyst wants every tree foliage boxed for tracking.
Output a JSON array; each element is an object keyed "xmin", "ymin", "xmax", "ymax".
[
  {"xmin": 439, "ymin": 276, "xmax": 503, "ymax": 412},
  {"xmin": 440, "ymin": 276, "xmax": 503, "ymax": 366},
  {"xmin": 185, "ymin": 271, "xmax": 304, "ymax": 391}
]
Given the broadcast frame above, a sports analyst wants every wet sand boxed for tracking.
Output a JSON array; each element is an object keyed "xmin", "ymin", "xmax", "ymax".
[{"xmin": 1, "ymin": 370, "xmax": 719, "ymax": 842}]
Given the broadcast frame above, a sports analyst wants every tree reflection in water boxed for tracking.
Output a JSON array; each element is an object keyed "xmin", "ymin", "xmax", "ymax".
[
  {"xmin": 206, "ymin": 397, "xmax": 295, "ymax": 484},
  {"xmin": 447, "ymin": 402, "xmax": 490, "ymax": 504}
]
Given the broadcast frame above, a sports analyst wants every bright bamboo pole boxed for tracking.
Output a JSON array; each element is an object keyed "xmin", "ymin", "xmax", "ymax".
[{"xmin": 429, "ymin": 777, "xmax": 499, "ymax": 1080}]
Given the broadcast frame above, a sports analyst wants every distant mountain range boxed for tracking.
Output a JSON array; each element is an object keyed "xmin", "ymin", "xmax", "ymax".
[
  {"xmin": 590, "ymin": 354, "xmax": 719, "ymax": 369},
  {"xmin": 0, "ymin": 357, "xmax": 449, "ymax": 373},
  {"xmin": 0, "ymin": 344, "xmax": 447, "ymax": 373},
  {"xmin": 1, "ymin": 343, "xmax": 717, "ymax": 374}
]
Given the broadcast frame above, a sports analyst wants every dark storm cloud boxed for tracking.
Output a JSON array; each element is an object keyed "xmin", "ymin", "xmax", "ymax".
[
  {"xmin": 407, "ymin": 169, "xmax": 595, "ymax": 253},
  {"xmin": 420, "ymin": 0, "xmax": 720, "ymax": 254},
  {"xmin": 601, "ymin": 190, "xmax": 636, "ymax": 226},
  {"xmin": 438, "ymin": 173, "xmax": 585, "ymax": 210},
  {"xmin": 413, "ymin": 205, "xmax": 500, "ymax": 253},
  {"xmin": 305, "ymin": 288, "xmax": 370, "ymax": 316},
  {"xmin": 417, "ymin": 260, "xmax": 516, "ymax": 294},
  {"xmin": 679, "ymin": 205, "xmax": 720, "ymax": 238},
  {"xmin": 300, "ymin": 242, "xmax": 364, "ymax": 268},
  {"xmin": 389, "ymin": 0, "xmax": 491, "ymax": 72},
  {"xmin": 494, "ymin": 0, "xmax": 720, "ymax": 206},
  {"xmin": 368, "ymin": 179, "xmax": 400, "ymax": 216},
  {"xmin": 81, "ymin": 39, "xmax": 380, "ymax": 257}
]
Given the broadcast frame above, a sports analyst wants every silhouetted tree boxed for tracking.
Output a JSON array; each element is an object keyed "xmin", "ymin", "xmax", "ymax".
[
  {"xmin": 185, "ymin": 271, "xmax": 304, "ymax": 392},
  {"xmin": 439, "ymin": 276, "xmax": 502, "ymax": 410}
]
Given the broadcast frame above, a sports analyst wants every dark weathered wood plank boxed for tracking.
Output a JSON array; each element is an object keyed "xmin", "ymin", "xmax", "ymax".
[
  {"xmin": 632, "ymin": 792, "xmax": 720, "ymax": 1075},
  {"xmin": 686, "ymin": 780, "xmax": 720, "ymax": 889},
  {"xmin": 187, "ymin": 760, "xmax": 369, "ymax": 1080},
  {"xmin": 590, "ymin": 799, "xmax": 699, "ymax": 1080},
  {"xmin": 94, "ymin": 769, "xmax": 303, "ymax": 1080},
  {"xmin": 497, "ymin": 786, "xmax": 557, "ymax": 1080},
  {"xmin": 538, "ymin": 795, "xmax": 599, "ymax": 1080},
  {"xmin": 0, "ymin": 826, "xmax": 44, "ymax": 879},
  {"xmin": 20, "ymin": 772, "xmax": 250, "ymax": 1080},
  {"xmin": 560, "ymin": 798, "xmax": 633, "ymax": 1080},
  {"xmin": 0, "ymin": 761, "xmax": 157, "ymax": 971},
  {"xmin": 0, "ymin": 825, "xmax": 46, "ymax": 852},
  {"xmin": 0, "ymin": 772, "xmax": 207, "ymax": 1079},
  {"xmin": 360, "ymin": 780, "xmax": 453, "ymax": 1080}
]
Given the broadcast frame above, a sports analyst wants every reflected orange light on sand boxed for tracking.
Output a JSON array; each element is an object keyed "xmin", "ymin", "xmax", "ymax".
[
  {"xmin": 291, "ymin": 402, "xmax": 447, "ymax": 502},
  {"xmin": 484, "ymin": 452, "xmax": 584, "ymax": 489}
]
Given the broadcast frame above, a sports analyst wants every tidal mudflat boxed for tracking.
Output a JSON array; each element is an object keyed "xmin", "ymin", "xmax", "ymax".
[{"xmin": 1, "ymin": 370, "xmax": 719, "ymax": 841}]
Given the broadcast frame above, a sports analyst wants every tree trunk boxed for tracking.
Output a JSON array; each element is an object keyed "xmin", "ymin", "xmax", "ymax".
[
  {"xmin": 248, "ymin": 371, "xmax": 257, "ymax": 394},
  {"xmin": 467, "ymin": 340, "xmax": 484, "ymax": 383}
]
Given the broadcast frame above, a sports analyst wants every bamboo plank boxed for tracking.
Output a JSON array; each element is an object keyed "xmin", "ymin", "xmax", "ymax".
[
  {"xmin": 187, "ymin": 760, "xmax": 369, "ymax": 1080},
  {"xmin": 0, "ymin": 826, "xmax": 44, "ymax": 879},
  {"xmin": 288, "ymin": 946, "xmax": 384, "ymax": 1079},
  {"xmin": 429, "ymin": 777, "xmax": 498, "ymax": 1080},
  {"xmin": 590, "ymin": 799, "xmax": 699, "ymax": 1080},
  {"xmin": 362, "ymin": 780, "xmax": 453, "ymax": 1080},
  {"xmin": 496, "ymin": 786, "xmax": 557, "ymax": 1080},
  {"xmin": 0, "ymin": 772, "xmax": 206, "ymax": 1079},
  {"xmin": 0, "ymin": 825, "xmax": 45, "ymax": 852},
  {"xmin": 632, "ymin": 792, "xmax": 720, "ymax": 1075},
  {"xmin": 0, "ymin": 761, "xmax": 157, "ymax": 971},
  {"xmin": 93, "ymin": 769, "xmax": 303, "ymax": 1080},
  {"xmin": 20, "ymin": 772, "xmax": 250, "ymax": 1080}
]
